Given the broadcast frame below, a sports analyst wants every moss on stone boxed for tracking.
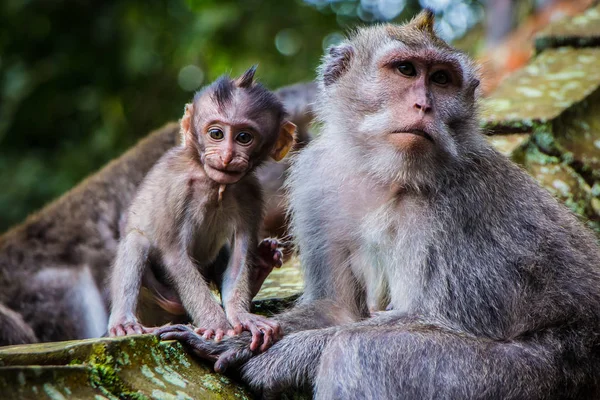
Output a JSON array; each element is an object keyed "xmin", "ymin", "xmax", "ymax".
[
  {"xmin": 481, "ymin": 48, "xmax": 600, "ymax": 134},
  {"xmin": 535, "ymin": 5, "xmax": 600, "ymax": 52},
  {"xmin": 0, "ymin": 336, "xmax": 253, "ymax": 399}
]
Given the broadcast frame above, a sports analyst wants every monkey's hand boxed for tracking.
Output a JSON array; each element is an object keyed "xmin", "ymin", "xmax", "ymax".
[
  {"xmin": 108, "ymin": 314, "xmax": 154, "ymax": 337},
  {"xmin": 193, "ymin": 313, "xmax": 232, "ymax": 343},
  {"xmin": 251, "ymin": 238, "xmax": 284, "ymax": 298},
  {"xmin": 156, "ymin": 324, "xmax": 255, "ymax": 373},
  {"xmin": 228, "ymin": 312, "xmax": 282, "ymax": 352}
]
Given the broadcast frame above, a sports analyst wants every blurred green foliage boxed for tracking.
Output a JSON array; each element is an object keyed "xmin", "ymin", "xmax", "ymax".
[
  {"xmin": 0, "ymin": 0, "xmax": 341, "ymax": 231},
  {"xmin": 0, "ymin": 0, "xmax": 482, "ymax": 232}
]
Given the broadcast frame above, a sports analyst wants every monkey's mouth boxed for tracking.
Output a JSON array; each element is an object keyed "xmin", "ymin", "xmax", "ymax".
[
  {"xmin": 390, "ymin": 129, "xmax": 433, "ymax": 142},
  {"xmin": 205, "ymin": 165, "xmax": 246, "ymax": 184}
]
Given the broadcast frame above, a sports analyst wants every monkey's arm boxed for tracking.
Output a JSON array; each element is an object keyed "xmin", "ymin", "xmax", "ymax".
[
  {"xmin": 166, "ymin": 247, "xmax": 231, "ymax": 338},
  {"xmin": 156, "ymin": 299, "xmax": 356, "ymax": 372},
  {"xmin": 221, "ymin": 229, "xmax": 282, "ymax": 352},
  {"xmin": 161, "ymin": 313, "xmax": 578, "ymax": 398},
  {"xmin": 108, "ymin": 230, "xmax": 152, "ymax": 336}
]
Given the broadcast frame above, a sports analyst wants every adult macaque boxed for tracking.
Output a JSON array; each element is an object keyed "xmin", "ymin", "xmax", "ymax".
[
  {"xmin": 108, "ymin": 66, "xmax": 296, "ymax": 352},
  {"xmin": 158, "ymin": 10, "xmax": 600, "ymax": 399},
  {"xmin": 0, "ymin": 80, "xmax": 315, "ymax": 347}
]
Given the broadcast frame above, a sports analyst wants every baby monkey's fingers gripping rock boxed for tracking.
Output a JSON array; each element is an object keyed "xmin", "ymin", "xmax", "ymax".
[{"xmin": 109, "ymin": 315, "xmax": 153, "ymax": 337}]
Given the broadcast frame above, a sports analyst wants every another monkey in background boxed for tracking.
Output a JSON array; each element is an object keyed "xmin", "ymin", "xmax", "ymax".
[
  {"xmin": 109, "ymin": 66, "xmax": 296, "ymax": 352},
  {"xmin": 257, "ymin": 82, "xmax": 316, "ymax": 252},
  {"xmin": 158, "ymin": 11, "xmax": 600, "ymax": 399}
]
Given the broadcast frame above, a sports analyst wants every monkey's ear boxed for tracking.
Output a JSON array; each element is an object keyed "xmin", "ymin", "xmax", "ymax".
[
  {"xmin": 271, "ymin": 121, "xmax": 296, "ymax": 161},
  {"xmin": 180, "ymin": 103, "xmax": 194, "ymax": 146},
  {"xmin": 410, "ymin": 8, "xmax": 435, "ymax": 35},
  {"xmin": 235, "ymin": 65, "xmax": 257, "ymax": 88},
  {"xmin": 322, "ymin": 44, "xmax": 354, "ymax": 86}
]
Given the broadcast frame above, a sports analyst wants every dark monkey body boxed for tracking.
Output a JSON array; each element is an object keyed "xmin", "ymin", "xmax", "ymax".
[
  {"xmin": 0, "ymin": 80, "xmax": 316, "ymax": 347},
  {"xmin": 109, "ymin": 67, "xmax": 296, "ymax": 351},
  {"xmin": 159, "ymin": 10, "xmax": 600, "ymax": 399}
]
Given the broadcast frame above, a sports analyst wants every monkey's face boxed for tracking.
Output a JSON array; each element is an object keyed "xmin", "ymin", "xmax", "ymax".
[
  {"xmin": 369, "ymin": 49, "xmax": 468, "ymax": 159},
  {"xmin": 179, "ymin": 70, "xmax": 296, "ymax": 185},
  {"xmin": 317, "ymin": 14, "xmax": 481, "ymax": 187},
  {"xmin": 200, "ymin": 120, "xmax": 262, "ymax": 185}
]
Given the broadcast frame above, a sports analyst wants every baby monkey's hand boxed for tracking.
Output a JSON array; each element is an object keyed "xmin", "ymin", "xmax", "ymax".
[{"xmin": 228, "ymin": 312, "xmax": 282, "ymax": 352}]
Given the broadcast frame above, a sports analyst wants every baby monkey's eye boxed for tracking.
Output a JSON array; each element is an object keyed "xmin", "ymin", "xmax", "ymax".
[
  {"xmin": 208, "ymin": 128, "xmax": 224, "ymax": 140},
  {"xmin": 431, "ymin": 70, "xmax": 450, "ymax": 85},
  {"xmin": 236, "ymin": 131, "xmax": 253, "ymax": 145},
  {"xmin": 396, "ymin": 62, "xmax": 416, "ymax": 77}
]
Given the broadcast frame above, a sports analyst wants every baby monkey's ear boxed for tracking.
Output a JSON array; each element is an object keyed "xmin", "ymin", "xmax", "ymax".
[
  {"xmin": 270, "ymin": 121, "xmax": 296, "ymax": 161},
  {"xmin": 180, "ymin": 103, "xmax": 194, "ymax": 146}
]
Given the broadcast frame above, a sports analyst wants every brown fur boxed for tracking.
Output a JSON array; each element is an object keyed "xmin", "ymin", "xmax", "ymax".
[
  {"xmin": 0, "ymin": 80, "xmax": 316, "ymax": 347},
  {"xmin": 108, "ymin": 69, "xmax": 295, "ymax": 352}
]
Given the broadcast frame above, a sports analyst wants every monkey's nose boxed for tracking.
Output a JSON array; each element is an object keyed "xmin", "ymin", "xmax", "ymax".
[
  {"xmin": 414, "ymin": 102, "xmax": 432, "ymax": 113},
  {"xmin": 221, "ymin": 153, "xmax": 233, "ymax": 167}
]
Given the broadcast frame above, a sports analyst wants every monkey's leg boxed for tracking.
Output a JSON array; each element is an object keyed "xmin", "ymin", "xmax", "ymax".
[
  {"xmin": 238, "ymin": 315, "xmax": 589, "ymax": 399},
  {"xmin": 0, "ymin": 303, "xmax": 38, "ymax": 346},
  {"xmin": 313, "ymin": 323, "xmax": 585, "ymax": 400},
  {"xmin": 21, "ymin": 265, "xmax": 107, "ymax": 342}
]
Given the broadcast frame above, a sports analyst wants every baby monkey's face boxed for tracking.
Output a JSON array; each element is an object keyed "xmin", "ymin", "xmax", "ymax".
[
  {"xmin": 200, "ymin": 116, "xmax": 262, "ymax": 185},
  {"xmin": 179, "ymin": 67, "xmax": 296, "ymax": 185}
]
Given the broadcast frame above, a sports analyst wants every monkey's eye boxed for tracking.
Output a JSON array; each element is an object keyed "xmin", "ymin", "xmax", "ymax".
[
  {"xmin": 235, "ymin": 131, "xmax": 253, "ymax": 145},
  {"xmin": 208, "ymin": 128, "xmax": 224, "ymax": 140},
  {"xmin": 431, "ymin": 70, "xmax": 450, "ymax": 85},
  {"xmin": 396, "ymin": 62, "xmax": 416, "ymax": 77}
]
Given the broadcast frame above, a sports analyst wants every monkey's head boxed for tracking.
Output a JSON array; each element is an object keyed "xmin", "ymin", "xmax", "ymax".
[
  {"xmin": 317, "ymin": 10, "xmax": 483, "ymax": 188},
  {"xmin": 180, "ymin": 66, "xmax": 296, "ymax": 185}
]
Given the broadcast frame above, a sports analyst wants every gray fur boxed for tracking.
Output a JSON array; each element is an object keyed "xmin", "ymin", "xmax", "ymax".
[{"xmin": 158, "ymin": 12, "xmax": 600, "ymax": 399}]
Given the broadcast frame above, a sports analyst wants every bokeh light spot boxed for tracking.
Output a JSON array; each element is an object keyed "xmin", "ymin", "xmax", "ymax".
[
  {"xmin": 275, "ymin": 29, "xmax": 302, "ymax": 56},
  {"xmin": 178, "ymin": 65, "xmax": 204, "ymax": 91},
  {"xmin": 322, "ymin": 32, "xmax": 345, "ymax": 50}
]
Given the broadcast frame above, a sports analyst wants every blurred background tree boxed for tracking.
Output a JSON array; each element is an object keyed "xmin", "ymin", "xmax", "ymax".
[{"xmin": 2, "ymin": 0, "xmax": 562, "ymax": 232}]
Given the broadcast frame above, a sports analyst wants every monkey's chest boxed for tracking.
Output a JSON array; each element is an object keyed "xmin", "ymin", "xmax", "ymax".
[
  {"xmin": 187, "ymin": 199, "xmax": 237, "ymax": 264},
  {"xmin": 359, "ymin": 204, "xmax": 429, "ymax": 312}
]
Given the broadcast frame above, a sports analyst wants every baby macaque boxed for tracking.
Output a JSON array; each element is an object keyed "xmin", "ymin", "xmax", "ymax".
[{"xmin": 108, "ymin": 66, "xmax": 296, "ymax": 351}]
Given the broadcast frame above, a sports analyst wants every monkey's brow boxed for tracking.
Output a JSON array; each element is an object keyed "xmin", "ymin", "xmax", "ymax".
[
  {"xmin": 204, "ymin": 118, "xmax": 261, "ymax": 132},
  {"xmin": 379, "ymin": 50, "xmax": 464, "ymax": 74}
]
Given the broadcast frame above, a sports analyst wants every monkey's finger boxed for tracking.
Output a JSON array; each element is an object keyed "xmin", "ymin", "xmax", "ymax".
[
  {"xmin": 215, "ymin": 347, "xmax": 254, "ymax": 374},
  {"xmin": 259, "ymin": 329, "xmax": 274, "ymax": 352},
  {"xmin": 226, "ymin": 329, "xmax": 237, "ymax": 337},
  {"xmin": 259, "ymin": 318, "xmax": 281, "ymax": 332},
  {"xmin": 155, "ymin": 324, "xmax": 192, "ymax": 336},
  {"xmin": 132, "ymin": 324, "xmax": 144, "ymax": 335},
  {"xmin": 159, "ymin": 331, "xmax": 217, "ymax": 361},
  {"xmin": 273, "ymin": 252, "xmax": 283, "ymax": 268},
  {"xmin": 202, "ymin": 329, "xmax": 215, "ymax": 340},
  {"xmin": 232, "ymin": 323, "xmax": 243, "ymax": 335},
  {"xmin": 272, "ymin": 324, "xmax": 284, "ymax": 340},
  {"xmin": 143, "ymin": 326, "xmax": 156, "ymax": 334},
  {"xmin": 214, "ymin": 329, "xmax": 225, "ymax": 342},
  {"xmin": 249, "ymin": 326, "xmax": 263, "ymax": 352},
  {"xmin": 124, "ymin": 325, "xmax": 139, "ymax": 335},
  {"xmin": 115, "ymin": 325, "xmax": 127, "ymax": 337}
]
